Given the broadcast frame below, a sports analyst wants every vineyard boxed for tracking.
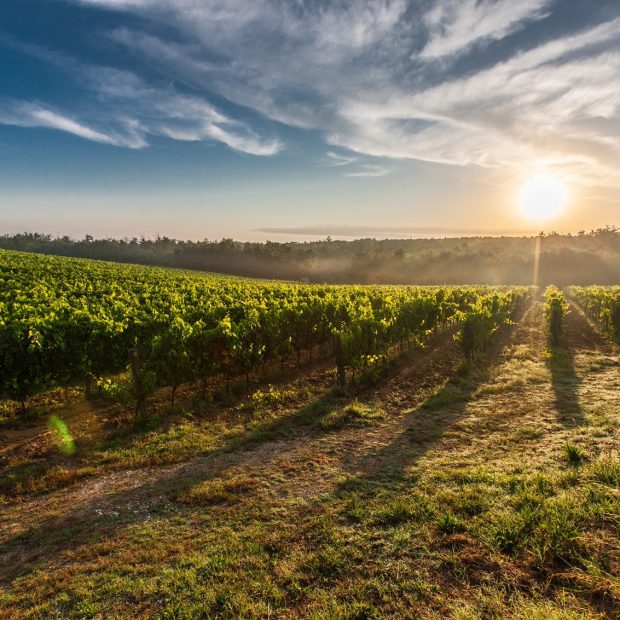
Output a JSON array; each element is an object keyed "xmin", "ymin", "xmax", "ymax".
[
  {"xmin": 544, "ymin": 286, "xmax": 569, "ymax": 346},
  {"xmin": 0, "ymin": 249, "xmax": 528, "ymax": 414},
  {"xmin": 1, "ymin": 252, "xmax": 620, "ymax": 619},
  {"xmin": 567, "ymin": 286, "xmax": 620, "ymax": 342}
]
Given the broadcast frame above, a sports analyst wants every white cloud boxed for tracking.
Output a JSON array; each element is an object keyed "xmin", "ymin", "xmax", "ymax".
[
  {"xmin": 330, "ymin": 17, "xmax": 620, "ymax": 183},
  {"xmin": 325, "ymin": 151, "xmax": 359, "ymax": 167},
  {"xmin": 0, "ymin": 100, "xmax": 124, "ymax": 145},
  {"xmin": 324, "ymin": 151, "xmax": 391, "ymax": 177},
  {"xmin": 0, "ymin": 55, "xmax": 283, "ymax": 155},
  {"xmin": 20, "ymin": 1, "xmax": 620, "ymax": 185},
  {"xmin": 26, "ymin": 108, "xmax": 117, "ymax": 144},
  {"xmin": 200, "ymin": 124, "xmax": 281, "ymax": 156},
  {"xmin": 344, "ymin": 164, "xmax": 392, "ymax": 178},
  {"xmin": 420, "ymin": 0, "xmax": 552, "ymax": 59}
]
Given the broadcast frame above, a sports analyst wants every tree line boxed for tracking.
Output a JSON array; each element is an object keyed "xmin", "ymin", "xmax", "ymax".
[{"xmin": 1, "ymin": 227, "xmax": 619, "ymax": 285}]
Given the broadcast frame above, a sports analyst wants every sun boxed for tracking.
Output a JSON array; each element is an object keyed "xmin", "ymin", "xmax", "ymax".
[{"xmin": 519, "ymin": 175, "xmax": 567, "ymax": 221}]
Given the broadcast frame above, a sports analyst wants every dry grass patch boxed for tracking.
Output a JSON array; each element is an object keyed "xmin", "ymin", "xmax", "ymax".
[
  {"xmin": 0, "ymin": 461, "xmax": 97, "ymax": 498},
  {"xmin": 178, "ymin": 476, "xmax": 261, "ymax": 506},
  {"xmin": 318, "ymin": 401, "xmax": 384, "ymax": 431}
]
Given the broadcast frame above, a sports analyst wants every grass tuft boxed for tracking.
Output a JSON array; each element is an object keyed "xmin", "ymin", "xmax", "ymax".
[
  {"xmin": 178, "ymin": 477, "xmax": 260, "ymax": 506},
  {"xmin": 437, "ymin": 512, "xmax": 466, "ymax": 533},
  {"xmin": 563, "ymin": 443, "xmax": 586, "ymax": 466},
  {"xmin": 319, "ymin": 401, "xmax": 383, "ymax": 431},
  {"xmin": 375, "ymin": 495, "xmax": 433, "ymax": 526},
  {"xmin": 588, "ymin": 456, "xmax": 620, "ymax": 487}
]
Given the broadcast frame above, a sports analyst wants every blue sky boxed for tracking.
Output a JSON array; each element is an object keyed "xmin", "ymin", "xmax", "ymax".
[{"xmin": 1, "ymin": 0, "xmax": 619, "ymax": 240}]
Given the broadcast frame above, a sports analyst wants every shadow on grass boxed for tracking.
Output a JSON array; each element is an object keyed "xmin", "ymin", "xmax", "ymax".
[
  {"xmin": 333, "ymin": 304, "xmax": 531, "ymax": 490},
  {"xmin": 548, "ymin": 346, "xmax": 583, "ymax": 426},
  {"xmin": 0, "ymin": 310, "xmax": 525, "ymax": 585},
  {"xmin": 334, "ymin": 358, "xmax": 491, "ymax": 491},
  {"xmin": 545, "ymin": 302, "xmax": 600, "ymax": 427},
  {"xmin": 0, "ymin": 388, "xmax": 348, "ymax": 582}
]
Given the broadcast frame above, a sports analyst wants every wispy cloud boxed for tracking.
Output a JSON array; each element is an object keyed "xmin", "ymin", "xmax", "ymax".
[
  {"xmin": 325, "ymin": 151, "xmax": 359, "ymax": 167},
  {"xmin": 0, "ymin": 99, "xmax": 123, "ymax": 145},
  {"xmin": 343, "ymin": 164, "xmax": 391, "ymax": 178},
  {"xmin": 10, "ymin": 1, "xmax": 620, "ymax": 185},
  {"xmin": 0, "ymin": 41, "xmax": 282, "ymax": 155},
  {"xmin": 323, "ymin": 150, "xmax": 391, "ymax": 177},
  {"xmin": 420, "ymin": 0, "xmax": 552, "ymax": 59},
  {"xmin": 334, "ymin": 16, "xmax": 620, "ymax": 184}
]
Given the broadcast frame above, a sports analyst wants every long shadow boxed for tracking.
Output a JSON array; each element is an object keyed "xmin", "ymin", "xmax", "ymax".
[
  {"xmin": 0, "ymin": 332, "xmax": 461, "ymax": 582},
  {"xmin": 0, "ymin": 382, "xmax": 355, "ymax": 583},
  {"xmin": 547, "ymin": 302, "xmax": 594, "ymax": 426},
  {"xmin": 332, "ymin": 302, "xmax": 533, "ymax": 490},
  {"xmin": 0, "ymin": 310, "xmax": 525, "ymax": 585},
  {"xmin": 548, "ymin": 346, "xmax": 583, "ymax": 426},
  {"xmin": 337, "ymin": 368, "xmax": 484, "ymax": 488}
]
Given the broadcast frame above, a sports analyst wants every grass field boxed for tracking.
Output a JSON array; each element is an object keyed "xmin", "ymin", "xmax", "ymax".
[{"xmin": 1, "ymin": 299, "xmax": 619, "ymax": 618}]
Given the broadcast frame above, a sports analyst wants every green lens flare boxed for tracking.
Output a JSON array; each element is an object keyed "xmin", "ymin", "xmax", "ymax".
[{"xmin": 47, "ymin": 414, "xmax": 75, "ymax": 455}]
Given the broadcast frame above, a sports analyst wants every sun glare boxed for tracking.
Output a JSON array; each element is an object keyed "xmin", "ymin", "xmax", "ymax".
[{"xmin": 519, "ymin": 175, "xmax": 567, "ymax": 221}]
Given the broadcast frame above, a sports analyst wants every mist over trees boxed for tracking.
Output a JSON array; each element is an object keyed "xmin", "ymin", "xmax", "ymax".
[{"xmin": 1, "ymin": 227, "xmax": 619, "ymax": 286}]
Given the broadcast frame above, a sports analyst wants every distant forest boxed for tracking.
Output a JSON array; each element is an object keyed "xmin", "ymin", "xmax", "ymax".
[{"xmin": 2, "ymin": 227, "xmax": 620, "ymax": 286}]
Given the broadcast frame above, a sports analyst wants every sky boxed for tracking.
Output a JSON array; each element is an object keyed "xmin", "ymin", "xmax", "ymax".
[{"xmin": 0, "ymin": 0, "xmax": 619, "ymax": 241}]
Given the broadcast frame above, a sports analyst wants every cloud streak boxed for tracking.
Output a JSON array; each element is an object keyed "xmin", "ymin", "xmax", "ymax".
[
  {"xmin": 323, "ymin": 150, "xmax": 392, "ymax": 177},
  {"xmin": 420, "ymin": 0, "xmax": 552, "ymax": 59},
  {"xmin": 343, "ymin": 164, "xmax": 391, "ymax": 178},
  {"xmin": 0, "ymin": 100, "xmax": 120, "ymax": 145},
  {"xmin": 6, "ymin": 1, "xmax": 620, "ymax": 185},
  {"xmin": 0, "ymin": 40, "xmax": 282, "ymax": 155}
]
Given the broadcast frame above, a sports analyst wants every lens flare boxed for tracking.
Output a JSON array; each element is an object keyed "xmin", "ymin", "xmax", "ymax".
[{"xmin": 48, "ymin": 414, "xmax": 75, "ymax": 455}]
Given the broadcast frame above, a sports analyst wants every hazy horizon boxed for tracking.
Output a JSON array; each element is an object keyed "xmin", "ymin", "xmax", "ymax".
[
  {"xmin": 0, "ymin": 220, "xmax": 579, "ymax": 244},
  {"xmin": 4, "ymin": 225, "xmax": 617, "ymax": 245}
]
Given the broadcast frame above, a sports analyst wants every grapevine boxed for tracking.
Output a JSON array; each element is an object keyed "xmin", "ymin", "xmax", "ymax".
[{"xmin": 0, "ymin": 250, "xmax": 530, "ymax": 409}]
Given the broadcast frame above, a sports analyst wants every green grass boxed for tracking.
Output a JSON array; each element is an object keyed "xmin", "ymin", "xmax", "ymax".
[
  {"xmin": 563, "ymin": 442, "xmax": 586, "ymax": 466},
  {"xmin": 588, "ymin": 456, "xmax": 620, "ymax": 487},
  {"xmin": 0, "ymin": 460, "xmax": 97, "ymax": 498}
]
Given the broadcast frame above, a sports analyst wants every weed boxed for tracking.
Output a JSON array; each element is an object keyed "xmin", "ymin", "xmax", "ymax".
[
  {"xmin": 95, "ymin": 377, "xmax": 134, "ymax": 405},
  {"xmin": 491, "ymin": 513, "xmax": 524, "ymax": 553},
  {"xmin": 437, "ymin": 512, "xmax": 466, "ymax": 533},
  {"xmin": 451, "ymin": 487, "xmax": 487, "ymax": 516},
  {"xmin": 305, "ymin": 544, "xmax": 349, "ymax": 579},
  {"xmin": 564, "ymin": 443, "xmax": 586, "ymax": 466},
  {"xmin": 376, "ymin": 499, "xmax": 416, "ymax": 526},
  {"xmin": 528, "ymin": 497, "xmax": 583, "ymax": 566},
  {"xmin": 250, "ymin": 385, "xmax": 294, "ymax": 411},
  {"xmin": 342, "ymin": 496, "xmax": 365, "ymax": 523},
  {"xmin": 375, "ymin": 495, "xmax": 433, "ymax": 526}
]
